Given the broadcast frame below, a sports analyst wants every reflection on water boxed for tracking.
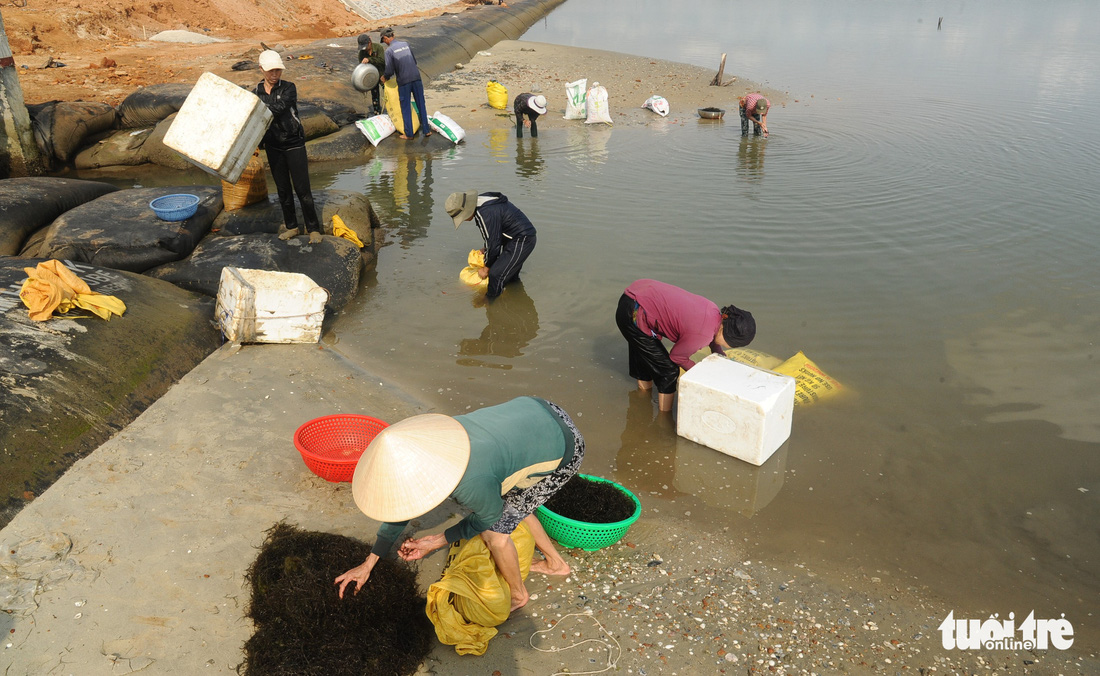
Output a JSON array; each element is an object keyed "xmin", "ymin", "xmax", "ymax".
[
  {"xmin": 736, "ymin": 137, "xmax": 766, "ymax": 182},
  {"xmin": 515, "ymin": 138, "xmax": 544, "ymax": 178},
  {"xmin": 457, "ymin": 281, "xmax": 540, "ymax": 368}
]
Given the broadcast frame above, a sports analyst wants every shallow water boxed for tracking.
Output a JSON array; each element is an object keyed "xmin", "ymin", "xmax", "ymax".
[{"xmin": 316, "ymin": 0, "xmax": 1100, "ymax": 639}]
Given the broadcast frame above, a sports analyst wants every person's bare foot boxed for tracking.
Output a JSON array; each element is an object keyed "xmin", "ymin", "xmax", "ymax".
[
  {"xmin": 398, "ymin": 134, "xmax": 411, "ymax": 140},
  {"xmin": 509, "ymin": 589, "xmax": 529, "ymax": 612},
  {"xmin": 530, "ymin": 557, "xmax": 570, "ymax": 576}
]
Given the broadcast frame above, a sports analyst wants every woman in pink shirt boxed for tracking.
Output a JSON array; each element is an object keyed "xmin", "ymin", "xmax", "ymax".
[{"xmin": 616, "ymin": 279, "xmax": 756, "ymax": 411}]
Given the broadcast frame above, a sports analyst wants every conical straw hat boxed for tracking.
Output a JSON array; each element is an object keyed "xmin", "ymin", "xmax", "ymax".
[{"xmin": 351, "ymin": 414, "xmax": 470, "ymax": 522}]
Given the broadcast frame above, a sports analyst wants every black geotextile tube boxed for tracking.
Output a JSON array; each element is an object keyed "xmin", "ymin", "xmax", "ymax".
[
  {"xmin": 0, "ymin": 177, "xmax": 119, "ymax": 256},
  {"xmin": 115, "ymin": 83, "xmax": 194, "ymax": 129}
]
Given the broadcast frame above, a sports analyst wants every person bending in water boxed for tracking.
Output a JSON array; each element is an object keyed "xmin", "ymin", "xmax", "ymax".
[
  {"xmin": 739, "ymin": 92, "xmax": 770, "ymax": 137},
  {"xmin": 616, "ymin": 278, "xmax": 756, "ymax": 411},
  {"xmin": 335, "ymin": 396, "xmax": 580, "ymax": 612},
  {"xmin": 445, "ymin": 190, "xmax": 537, "ymax": 299},
  {"xmin": 514, "ymin": 92, "xmax": 546, "ymax": 138}
]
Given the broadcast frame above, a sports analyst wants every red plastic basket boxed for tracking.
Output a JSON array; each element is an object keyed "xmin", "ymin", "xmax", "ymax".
[{"xmin": 294, "ymin": 415, "xmax": 389, "ymax": 482}]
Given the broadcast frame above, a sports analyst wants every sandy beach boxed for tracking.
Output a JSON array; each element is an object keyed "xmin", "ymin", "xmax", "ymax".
[{"xmin": 2, "ymin": 4, "xmax": 1097, "ymax": 675}]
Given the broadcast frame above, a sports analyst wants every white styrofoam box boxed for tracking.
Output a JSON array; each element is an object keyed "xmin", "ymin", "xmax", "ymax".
[
  {"xmin": 163, "ymin": 72, "xmax": 273, "ymax": 183},
  {"xmin": 215, "ymin": 267, "xmax": 328, "ymax": 344},
  {"xmin": 677, "ymin": 354, "xmax": 796, "ymax": 466}
]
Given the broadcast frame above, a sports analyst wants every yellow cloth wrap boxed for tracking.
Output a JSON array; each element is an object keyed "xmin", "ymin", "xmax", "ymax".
[
  {"xmin": 425, "ymin": 522, "xmax": 534, "ymax": 655},
  {"xmin": 459, "ymin": 249, "xmax": 489, "ymax": 289},
  {"xmin": 331, "ymin": 214, "xmax": 364, "ymax": 248},
  {"xmin": 19, "ymin": 260, "xmax": 126, "ymax": 322}
]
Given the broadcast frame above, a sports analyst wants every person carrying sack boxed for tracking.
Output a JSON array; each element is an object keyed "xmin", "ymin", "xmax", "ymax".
[{"xmin": 379, "ymin": 28, "xmax": 432, "ymax": 140}]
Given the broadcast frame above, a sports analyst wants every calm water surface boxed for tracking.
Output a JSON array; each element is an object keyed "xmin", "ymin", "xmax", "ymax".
[{"xmin": 317, "ymin": 0, "xmax": 1099, "ymax": 639}]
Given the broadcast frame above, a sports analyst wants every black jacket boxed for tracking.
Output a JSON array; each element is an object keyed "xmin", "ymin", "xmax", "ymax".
[
  {"xmin": 473, "ymin": 192, "xmax": 537, "ymax": 266},
  {"xmin": 255, "ymin": 79, "xmax": 305, "ymax": 150}
]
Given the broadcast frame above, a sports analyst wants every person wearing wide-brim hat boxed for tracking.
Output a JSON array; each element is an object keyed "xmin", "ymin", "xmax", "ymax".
[
  {"xmin": 335, "ymin": 396, "xmax": 583, "ymax": 612},
  {"xmin": 445, "ymin": 190, "xmax": 537, "ymax": 299},
  {"xmin": 513, "ymin": 92, "xmax": 547, "ymax": 138},
  {"xmin": 738, "ymin": 92, "xmax": 771, "ymax": 137}
]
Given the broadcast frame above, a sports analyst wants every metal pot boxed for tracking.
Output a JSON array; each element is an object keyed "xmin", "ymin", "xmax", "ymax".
[
  {"xmin": 352, "ymin": 63, "xmax": 380, "ymax": 92},
  {"xmin": 698, "ymin": 107, "xmax": 726, "ymax": 120}
]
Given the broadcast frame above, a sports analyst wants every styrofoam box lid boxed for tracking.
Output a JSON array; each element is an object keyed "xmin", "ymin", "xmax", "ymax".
[
  {"xmin": 163, "ymin": 72, "xmax": 271, "ymax": 169},
  {"xmin": 680, "ymin": 354, "xmax": 795, "ymax": 404}
]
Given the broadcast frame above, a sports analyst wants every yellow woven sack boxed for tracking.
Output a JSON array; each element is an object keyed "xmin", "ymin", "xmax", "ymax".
[
  {"xmin": 772, "ymin": 350, "xmax": 844, "ymax": 405},
  {"xmin": 487, "ymin": 80, "xmax": 508, "ymax": 110},
  {"xmin": 221, "ymin": 151, "xmax": 268, "ymax": 211},
  {"xmin": 459, "ymin": 249, "xmax": 489, "ymax": 289},
  {"xmin": 425, "ymin": 522, "xmax": 534, "ymax": 655},
  {"xmin": 383, "ymin": 79, "xmax": 420, "ymax": 135},
  {"xmin": 725, "ymin": 347, "xmax": 784, "ymax": 370}
]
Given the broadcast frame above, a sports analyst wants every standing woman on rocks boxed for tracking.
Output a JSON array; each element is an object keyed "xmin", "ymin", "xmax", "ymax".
[{"xmin": 255, "ymin": 50, "xmax": 322, "ymax": 244}]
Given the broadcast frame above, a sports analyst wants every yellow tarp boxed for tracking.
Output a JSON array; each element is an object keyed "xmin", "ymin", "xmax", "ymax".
[
  {"xmin": 331, "ymin": 214, "xmax": 364, "ymax": 248},
  {"xmin": 425, "ymin": 522, "xmax": 534, "ymax": 655},
  {"xmin": 19, "ymin": 260, "xmax": 126, "ymax": 322},
  {"xmin": 459, "ymin": 249, "xmax": 488, "ymax": 289}
]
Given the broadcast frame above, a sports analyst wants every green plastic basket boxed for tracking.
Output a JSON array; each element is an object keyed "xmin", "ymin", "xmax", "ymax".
[{"xmin": 536, "ymin": 474, "xmax": 642, "ymax": 551}]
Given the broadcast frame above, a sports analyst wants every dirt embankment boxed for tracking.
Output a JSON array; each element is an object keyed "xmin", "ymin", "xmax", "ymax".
[{"xmin": 3, "ymin": 0, "xmax": 476, "ymax": 105}]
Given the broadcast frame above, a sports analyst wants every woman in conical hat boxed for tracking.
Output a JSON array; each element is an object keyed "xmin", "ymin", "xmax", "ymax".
[{"xmin": 335, "ymin": 396, "xmax": 584, "ymax": 613}]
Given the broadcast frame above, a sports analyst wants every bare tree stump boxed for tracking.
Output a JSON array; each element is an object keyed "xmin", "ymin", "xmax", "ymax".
[{"xmin": 710, "ymin": 53, "xmax": 727, "ymax": 86}]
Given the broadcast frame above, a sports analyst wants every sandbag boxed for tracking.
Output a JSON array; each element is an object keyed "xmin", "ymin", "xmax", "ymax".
[
  {"xmin": 0, "ymin": 177, "xmax": 119, "ymax": 256},
  {"xmin": 116, "ymin": 83, "xmax": 193, "ymax": 129},
  {"xmin": 143, "ymin": 232, "xmax": 362, "ymax": 312},
  {"xmin": 355, "ymin": 115, "xmax": 396, "ymax": 147},
  {"xmin": 429, "ymin": 111, "xmax": 466, "ymax": 144},
  {"xmin": 298, "ymin": 103, "xmax": 339, "ymax": 140},
  {"xmin": 0, "ymin": 258, "xmax": 218, "ymax": 526},
  {"xmin": 305, "ymin": 124, "xmax": 370, "ymax": 161},
  {"xmin": 564, "ymin": 78, "xmax": 587, "ymax": 120},
  {"xmin": 383, "ymin": 80, "xmax": 420, "ymax": 136},
  {"xmin": 36, "ymin": 185, "xmax": 222, "ymax": 273},
  {"xmin": 73, "ymin": 127, "xmax": 153, "ymax": 169},
  {"xmin": 140, "ymin": 113, "xmax": 193, "ymax": 170},
  {"xmin": 221, "ymin": 151, "xmax": 268, "ymax": 211},
  {"xmin": 585, "ymin": 82, "xmax": 612, "ymax": 125},
  {"xmin": 642, "ymin": 94, "xmax": 670, "ymax": 117},
  {"xmin": 486, "ymin": 80, "xmax": 508, "ymax": 110},
  {"xmin": 725, "ymin": 347, "xmax": 784, "ymax": 370},
  {"xmin": 27, "ymin": 101, "xmax": 117, "ymax": 164},
  {"xmin": 459, "ymin": 249, "xmax": 488, "ymax": 289},
  {"xmin": 212, "ymin": 189, "xmax": 379, "ymax": 246},
  {"xmin": 773, "ymin": 351, "xmax": 845, "ymax": 405}
]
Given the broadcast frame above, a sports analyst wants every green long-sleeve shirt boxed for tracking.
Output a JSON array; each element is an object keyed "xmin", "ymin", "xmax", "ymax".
[{"xmin": 371, "ymin": 397, "xmax": 574, "ymax": 558}]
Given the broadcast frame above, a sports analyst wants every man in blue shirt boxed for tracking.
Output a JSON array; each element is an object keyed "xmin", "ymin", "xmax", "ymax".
[
  {"xmin": 379, "ymin": 28, "xmax": 432, "ymax": 140},
  {"xmin": 446, "ymin": 190, "xmax": 537, "ymax": 299}
]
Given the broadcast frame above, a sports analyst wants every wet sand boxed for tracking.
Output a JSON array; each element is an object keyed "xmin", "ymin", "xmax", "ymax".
[{"xmin": 2, "ymin": 39, "xmax": 1096, "ymax": 676}]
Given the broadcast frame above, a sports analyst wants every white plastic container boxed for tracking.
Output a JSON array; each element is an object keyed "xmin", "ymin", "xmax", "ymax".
[
  {"xmin": 163, "ymin": 72, "xmax": 272, "ymax": 183},
  {"xmin": 215, "ymin": 267, "xmax": 328, "ymax": 344},
  {"xmin": 676, "ymin": 354, "xmax": 795, "ymax": 465}
]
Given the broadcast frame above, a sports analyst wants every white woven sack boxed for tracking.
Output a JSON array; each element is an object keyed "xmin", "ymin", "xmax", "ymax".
[
  {"xmin": 429, "ymin": 111, "xmax": 466, "ymax": 144},
  {"xmin": 585, "ymin": 82, "xmax": 612, "ymax": 125},
  {"xmin": 355, "ymin": 115, "xmax": 396, "ymax": 147},
  {"xmin": 642, "ymin": 95, "xmax": 670, "ymax": 117},
  {"xmin": 564, "ymin": 78, "xmax": 588, "ymax": 120}
]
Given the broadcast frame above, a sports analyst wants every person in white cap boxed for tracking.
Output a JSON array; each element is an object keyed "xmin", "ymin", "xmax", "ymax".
[
  {"xmin": 254, "ymin": 50, "xmax": 323, "ymax": 244},
  {"xmin": 513, "ymin": 92, "xmax": 547, "ymax": 138},
  {"xmin": 444, "ymin": 190, "xmax": 537, "ymax": 299},
  {"xmin": 334, "ymin": 396, "xmax": 583, "ymax": 613}
]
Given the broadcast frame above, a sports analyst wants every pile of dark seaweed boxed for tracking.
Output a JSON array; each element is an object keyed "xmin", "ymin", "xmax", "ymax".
[
  {"xmin": 542, "ymin": 475, "xmax": 636, "ymax": 524},
  {"xmin": 242, "ymin": 522, "xmax": 433, "ymax": 676}
]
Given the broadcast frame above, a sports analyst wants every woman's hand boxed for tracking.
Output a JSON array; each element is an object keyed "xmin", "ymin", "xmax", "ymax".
[
  {"xmin": 334, "ymin": 552, "xmax": 379, "ymax": 599},
  {"xmin": 477, "ymin": 267, "xmax": 489, "ymax": 280},
  {"xmin": 398, "ymin": 533, "xmax": 448, "ymax": 561}
]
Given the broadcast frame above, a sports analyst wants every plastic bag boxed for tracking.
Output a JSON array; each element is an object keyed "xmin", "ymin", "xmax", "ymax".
[
  {"xmin": 585, "ymin": 82, "xmax": 612, "ymax": 125},
  {"xmin": 383, "ymin": 79, "xmax": 420, "ymax": 135},
  {"xmin": 459, "ymin": 249, "xmax": 488, "ymax": 289},
  {"xmin": 564, "ymin": 78, "xmax": 587, "ymax": 120},
  {"xmin": 772, "ymin": 351, "xmax": 844, "ymax": 405},
  {"xmin": 642, "ymin": 94, "xmax": 670, "ymax": 117},
  {"xmin": 487, "ymin": 80, "xmax": 508, "ymax": 110},
  {"xmin": 429, "ymin": 111, "xmax": 467, "ymax": 144},
  {"xmin": 355, "ymin": 115, "xmax": 396, "ymax": 146}
]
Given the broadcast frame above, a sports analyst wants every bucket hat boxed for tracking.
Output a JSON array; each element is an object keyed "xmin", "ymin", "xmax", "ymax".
[
  {"xmin": 351, "ymin": 414, "xmax": 471, "ymax": 522},
  {"xmin": 258, "ymin": 50, "xmax": 285, "ymax": 72},
  {"xmin": 755, "ymin": 98, "xmax": 769, "ymax": 115},
  {"xmin": 528, "ymin": 94, "xmax": 547, "ymax": 115},
  {"xmin": 445, "ymin": 190, "xmax": 479, "ymax": 228}
]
